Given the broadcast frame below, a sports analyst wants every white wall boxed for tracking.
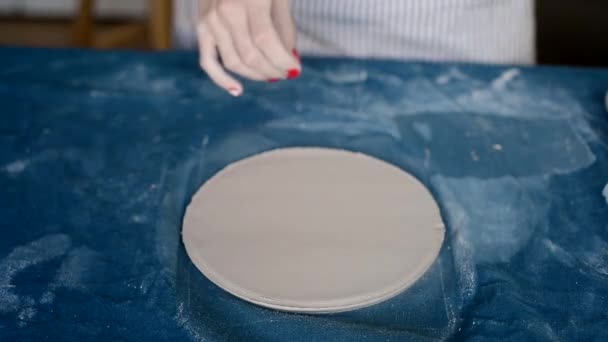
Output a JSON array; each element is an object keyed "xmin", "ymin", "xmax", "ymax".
[{"xmin": 0, "ymin": 0, "xmax": 147, "ymax": 18}]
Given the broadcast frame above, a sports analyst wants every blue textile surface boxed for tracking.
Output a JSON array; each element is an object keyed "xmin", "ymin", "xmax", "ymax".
[{"xmin": 1, "ymin": 47, "xmax": 607, "ymax": 341}]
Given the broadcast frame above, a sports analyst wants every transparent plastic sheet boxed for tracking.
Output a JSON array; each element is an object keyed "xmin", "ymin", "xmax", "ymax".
[{"xmin": 1, "ymin": 48, "xmax": 607, "ymax": 341}]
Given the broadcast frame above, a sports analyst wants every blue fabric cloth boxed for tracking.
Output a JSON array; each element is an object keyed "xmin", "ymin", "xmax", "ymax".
[{"xmin": 1, "ymin": 47, "xmax": 607, "ymax": 341}]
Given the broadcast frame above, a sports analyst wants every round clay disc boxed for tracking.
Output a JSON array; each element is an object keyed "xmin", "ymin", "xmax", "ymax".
[{"xmin": 182, "ymin": 148, "xmax": 445, "ymax": 313}]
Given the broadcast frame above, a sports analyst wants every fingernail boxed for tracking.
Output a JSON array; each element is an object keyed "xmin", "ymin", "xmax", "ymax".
[
  {"xmin": 287, "ymin": 68, "xmax": 300, "ymax": 80},
  {"xmin": 289, "ymin": 49, "xmax": 301, "ymax": 79},
  {"xmin": 292, "ymin": 49, "xmax": 300, "ymax": 62},
  {"xmin": 228, "ymin": 87, "xmax": 241, "ymax": 97},
  {"xmin": 268, "ymin": 78, "xmax": 280, "ymax": 83}
]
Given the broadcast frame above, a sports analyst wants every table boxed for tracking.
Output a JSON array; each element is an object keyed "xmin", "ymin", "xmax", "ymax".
[{"xmin": 1, "ymin": 47, "xmax": 607, "ymax": 341}]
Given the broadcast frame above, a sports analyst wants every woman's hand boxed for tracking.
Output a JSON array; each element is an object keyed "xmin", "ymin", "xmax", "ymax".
[{"xmin": 198, "ymin": 0, "xmax": 300, "ymax": 96}]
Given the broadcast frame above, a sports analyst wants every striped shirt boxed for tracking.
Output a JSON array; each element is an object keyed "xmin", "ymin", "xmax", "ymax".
[{"xmin": 174, "ymin": 0, "xmax": 535, "ymax": 64}]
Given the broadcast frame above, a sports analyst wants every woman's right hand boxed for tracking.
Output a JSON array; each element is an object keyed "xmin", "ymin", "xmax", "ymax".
[{"xmin": 198, "ymin": 0, "xmax": 300, "ymax": 96}]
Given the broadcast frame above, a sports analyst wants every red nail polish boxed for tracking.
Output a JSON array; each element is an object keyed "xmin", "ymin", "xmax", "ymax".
[
  {"xmin": 292, "ymin": 48, "xmax": 301, "ymax": 62},
  {"xmin": 287, "ymin": 68, "xmax": 300, "ymax": 80},
  {"xmin": 268, "ymin": 78, "xmax": 280, "ymax": 83}
]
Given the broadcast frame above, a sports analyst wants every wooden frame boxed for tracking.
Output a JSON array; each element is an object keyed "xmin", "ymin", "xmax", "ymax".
[{"xmin": 72, "ymin": 0, "xmax": 172, "ymax": 50}]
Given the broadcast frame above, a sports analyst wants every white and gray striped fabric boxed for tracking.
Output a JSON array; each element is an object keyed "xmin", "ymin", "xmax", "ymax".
[{"xmin": 174, "ymin": 0, "xmax": 536, "ymax": 64}]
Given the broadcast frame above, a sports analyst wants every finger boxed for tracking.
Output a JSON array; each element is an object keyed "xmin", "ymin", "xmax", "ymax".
[
  {"xmin": 217, "ymin": 2, "xmax": 283, "ymax": 79},
  {"xmin": 206, "ymin": 11, "xmax": 266, "ymax": 81},
  {"xmin": 272, "ymin": 0, "xmax": 297, "ymax": 53},
  {"xmin": 198, "ymin": 22, "xmax": 243, "ymax": 96},
  {"xmin": 249, "ymin": 3, "xmax": 300, "ymax": 77}
]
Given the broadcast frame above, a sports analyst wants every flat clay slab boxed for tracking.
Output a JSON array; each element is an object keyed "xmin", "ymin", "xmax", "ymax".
[{"xmin": 182, "ymin": 148, "xmax": 445, "ymax": 313}]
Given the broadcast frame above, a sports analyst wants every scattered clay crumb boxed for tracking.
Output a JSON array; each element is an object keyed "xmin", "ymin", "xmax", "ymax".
[{"xmin": 470, "ymin": 151, "xmax": 480, "ymax": 161}]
